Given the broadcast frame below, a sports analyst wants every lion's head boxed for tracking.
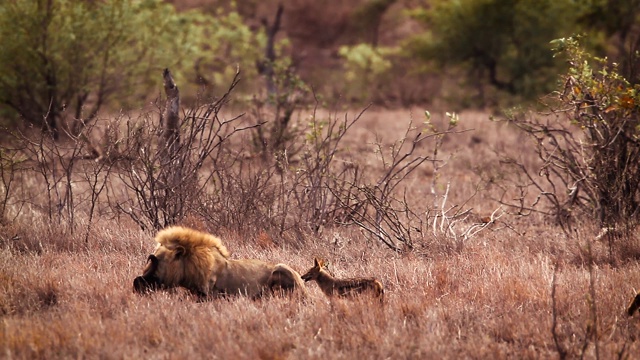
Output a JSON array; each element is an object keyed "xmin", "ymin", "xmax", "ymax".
[{"xmin": 133, "ymin": 226, "xmax": 229, "ymax": 296}]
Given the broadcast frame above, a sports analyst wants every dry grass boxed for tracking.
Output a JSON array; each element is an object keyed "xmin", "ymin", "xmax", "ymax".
[{"xmin": 2, "ymin": 109, "xmax": 640, "ymax": 359}]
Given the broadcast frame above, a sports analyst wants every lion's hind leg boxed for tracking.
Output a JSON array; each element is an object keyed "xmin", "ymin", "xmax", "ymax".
[
  {"xmin": 267, "ymin": 264, "xmax": 308, "ymax": 298},
  {"xmin": 627, "ymin": 292, "xmax": 640, "ymax": 316}
]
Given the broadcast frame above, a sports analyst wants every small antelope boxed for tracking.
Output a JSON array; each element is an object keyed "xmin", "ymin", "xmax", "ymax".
[
  {"xmin": 628, "ymin": 292, "xmax": 640, "ymax": 316},
  {"xmin": 301, "ymin": 258, "xmax": 384, "ymax": 301}
]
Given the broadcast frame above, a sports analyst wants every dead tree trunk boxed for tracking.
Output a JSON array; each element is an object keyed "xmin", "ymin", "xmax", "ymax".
[
  {"xmin": 257, "ymin": 4, "xmax": 283, "ymax": 97},
  {"xmin": 158, "ymin": 68, "xmax": 182, "ymax": 227},
  {"xmin": 253, "ymin": 4, "xmax": 296, "ymax": 170},
  {"xmin": 161, "ymin": 68, "xmax": 180, "ymax": 158}
]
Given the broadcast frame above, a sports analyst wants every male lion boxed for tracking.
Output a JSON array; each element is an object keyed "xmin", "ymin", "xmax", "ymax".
[{"xmin": 133, "ymin": 226, "xmax": 307, "ymax": 299}]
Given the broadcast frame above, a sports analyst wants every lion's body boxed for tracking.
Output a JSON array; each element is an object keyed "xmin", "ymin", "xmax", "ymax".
[
  {"xmin": 301, "ymin": 258, "xmax": 384, "ymax": 301},
  {"xmin": 133, "ymin": 226, "xmax": 307, "ymax": 299},
  {"xmin": 211, "ymin": 259, "xmax": 301, "ymax": 297}
]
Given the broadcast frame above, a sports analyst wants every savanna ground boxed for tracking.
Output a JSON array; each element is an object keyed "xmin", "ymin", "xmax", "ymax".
[{"xmin": 2, "ymin": 104, "xmax": 640, "ymax": 360}]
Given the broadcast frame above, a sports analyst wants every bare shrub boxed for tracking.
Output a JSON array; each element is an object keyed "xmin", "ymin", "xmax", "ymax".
[
  {"xmin": 0, "ymin": 116, "xmax": 126, "ymax": 246},
  {"xmin": 249, "ymin": 69, "xmax": 307, "ymax": 170},
  {"xmin": 0, "ymin": 67, "xmax": 481, "ymax": 255},
  {"xmin": 0, "ymin": 147, "xmax": 24, "ymax": 224},
  {"xmin": 5, "ymin": 127, "xmax": 89, "ymax": 233},
  {"xmin": 277, "ymin": 104, "xmax": 365, "ymax": 234},
  {"xmin": 191, "ymin": 101, "xmax": 365, "ymax": 241},
  {"xmin": 231, "ymin": 103, "xmax": 464, "ymax": 250},
  {"xmin": 242, "ymin": 106, "xmax": 486, "ymax": 252},
  {"xmin": 0, "ymin": 69, "xmax": 254, "ymax": 239},
  {"xmin": 334, "ymin": 111, "xmax": 479, "ymax": 252},
  {"xmin": 112, "ymin": 70, "xmax": 254, "ymax": 231},
  {"xmin": 251, "ymin": 48, "xmax": 309, "ymax": 169}
]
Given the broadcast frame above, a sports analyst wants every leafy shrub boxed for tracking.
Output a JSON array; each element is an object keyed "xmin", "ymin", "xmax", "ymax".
[
  {"xmin": 502, "ymin": 37, "xmax": 640, "ymax": 227},
  {"xmin": 0, "ymin": 1, "xmax": 279, "ymax": 138},
  {"xmin": 0, "ymin": 0, "xmax": 207, "ymax": 136}
]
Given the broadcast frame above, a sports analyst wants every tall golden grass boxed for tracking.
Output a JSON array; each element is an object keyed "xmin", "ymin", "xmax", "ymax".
[{"xmin": 1, "ymin": 110, "xmax": 640, "ymax": 359}]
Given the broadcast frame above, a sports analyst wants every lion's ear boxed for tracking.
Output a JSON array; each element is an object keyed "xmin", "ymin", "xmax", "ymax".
[
  {"xmin": 148, "ymin": 255, "xmax": 159, "ymax": 267},
  {"xmin": 175, "ymin": 245, "xmax": 187, "ymax": 259}
]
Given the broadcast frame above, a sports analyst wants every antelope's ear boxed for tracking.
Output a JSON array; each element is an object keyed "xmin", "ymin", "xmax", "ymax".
[
  {"xmin": 174, "ymin": 245, "xmax": 187, "ymax": 259},
  {"xmin": 314, "ymin": 257, "xmax": 320, "ymax": 267}
]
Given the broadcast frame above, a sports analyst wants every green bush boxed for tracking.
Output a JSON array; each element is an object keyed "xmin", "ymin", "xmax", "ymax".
[
  {"xmin": 338, "ymin": 43, "xmax": 397, "ymax": 101},
  {"xmin": 0, "ymin": 0, "xmax": 276, "ymax": 138},
  {"xmin": 406, "ymin": 0, "xmax": 581, "ymax": 102},
  {"xmin": 0, "ymin": 0, "xmax": 202, "ymax": 136}
]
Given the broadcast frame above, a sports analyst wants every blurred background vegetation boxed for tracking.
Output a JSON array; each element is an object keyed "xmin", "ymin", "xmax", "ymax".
[{"xmin": 0, "ymin": 0, "xmax": 639, "ymax": 132}]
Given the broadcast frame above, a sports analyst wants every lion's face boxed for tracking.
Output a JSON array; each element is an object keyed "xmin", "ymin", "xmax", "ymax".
[
  {"xmin": 133, "ymin": 255, "xmax": 162, "ymax": 294},
  {"xmin": 133, "ymin": 245, "xmax": 186, "ymax": 294}
]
